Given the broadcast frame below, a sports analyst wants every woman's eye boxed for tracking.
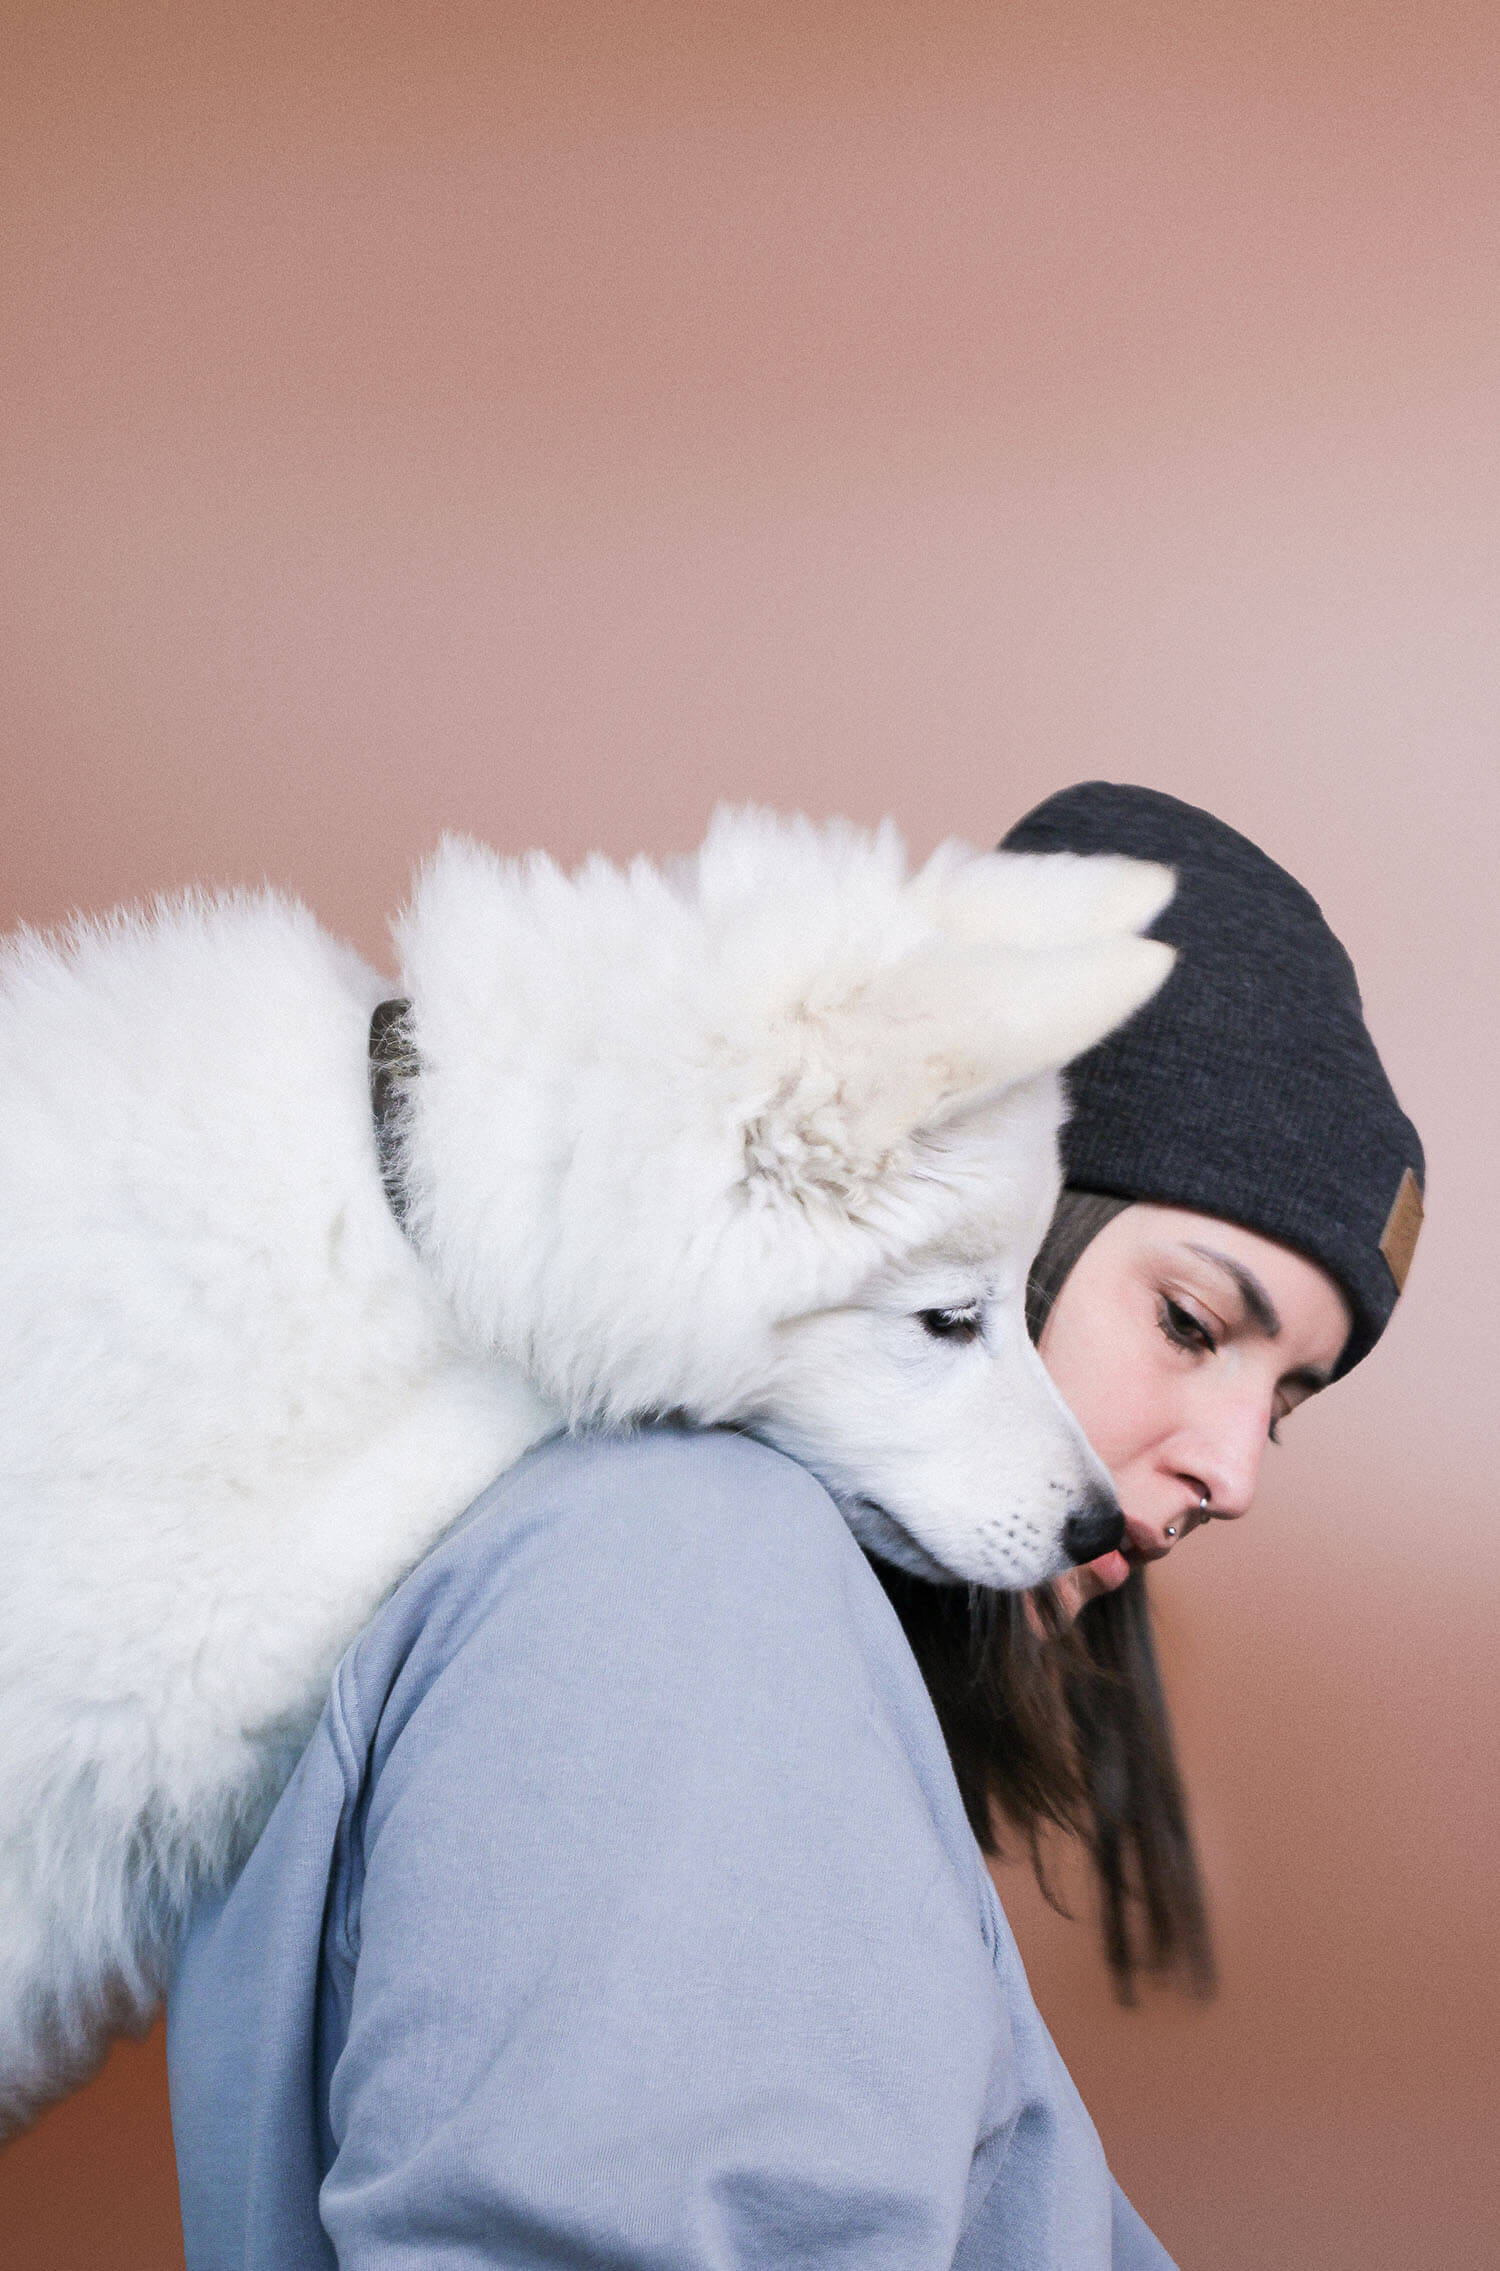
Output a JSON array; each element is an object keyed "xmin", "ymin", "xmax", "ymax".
[
  {"xmin": 1159, "ymin": 1297, "xmax": 1217, "ymax": 1354},
  {"xmin": 917, "ymin": 1306, "xmax": 984, "ymax": 1345}
]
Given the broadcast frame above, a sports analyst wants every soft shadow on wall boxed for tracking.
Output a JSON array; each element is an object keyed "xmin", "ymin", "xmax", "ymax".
[{"xmin": 2, "ymin": 4, "xmax": 1497, "ymax": 2268}]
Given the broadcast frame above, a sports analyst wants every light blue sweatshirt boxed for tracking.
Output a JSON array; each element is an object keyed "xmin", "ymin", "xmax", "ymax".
[{"xmin": 167, "ymin": 1427, "xmax": 1174, "ymax": 2268}]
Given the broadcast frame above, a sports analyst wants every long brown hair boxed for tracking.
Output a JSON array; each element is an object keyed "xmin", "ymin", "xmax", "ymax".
[{"xmin": 874, "ymin": 1190, "xmax": 1217, "ymax": 2001}]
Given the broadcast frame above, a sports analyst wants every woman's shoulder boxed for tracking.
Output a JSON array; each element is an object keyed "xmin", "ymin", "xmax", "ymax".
[
  {"xmin": 333, "ymin": 1425, "xmax": 904, "ymax": 1770},
  {"xmin": 396, "ymin": 1421, "xmax": 861, "ymax": 1622}
]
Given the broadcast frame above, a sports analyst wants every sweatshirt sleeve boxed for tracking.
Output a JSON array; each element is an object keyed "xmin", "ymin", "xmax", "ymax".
[
  {"xmin": 317, "ymin": 1431, "xmax": 1017, "ymax": 2269},
  {"xmin": 1112, "ymin": 2179, "xmax": 1179, "ymax": 2268}
]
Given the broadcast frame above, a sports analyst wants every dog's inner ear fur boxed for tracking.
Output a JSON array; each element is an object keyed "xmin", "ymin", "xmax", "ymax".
[{"xmin": 740, "ymin": 930, "xmax": 1175, "ymax": 1209}]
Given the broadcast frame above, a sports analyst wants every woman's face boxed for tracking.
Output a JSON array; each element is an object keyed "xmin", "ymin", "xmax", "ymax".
[{"xmin": 1038, "ymin": 1203, "xmax": 1352, "ymax": 1614}]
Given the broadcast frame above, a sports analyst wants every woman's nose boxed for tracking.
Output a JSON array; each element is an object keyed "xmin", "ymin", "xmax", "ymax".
[{"xmin": 1191, "ymin": 1394, "xmax": 1272, "ymax": 1521}]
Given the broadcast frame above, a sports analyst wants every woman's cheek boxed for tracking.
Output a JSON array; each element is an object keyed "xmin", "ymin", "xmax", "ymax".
[{"xmin": 1081, "ymin": 1367, "xmax": 1168, "ymax": 1486}]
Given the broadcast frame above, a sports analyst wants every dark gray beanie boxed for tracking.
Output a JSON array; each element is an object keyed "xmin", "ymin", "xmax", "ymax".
[{"xmin": 1001, "ymin": 783, "xmax": 1424, "ymax": 1376}]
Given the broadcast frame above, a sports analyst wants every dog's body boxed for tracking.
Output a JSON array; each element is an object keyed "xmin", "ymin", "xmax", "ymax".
[{"xmin": 0, "ymin": 810, "xmax": 1172, "ymax": 2130}]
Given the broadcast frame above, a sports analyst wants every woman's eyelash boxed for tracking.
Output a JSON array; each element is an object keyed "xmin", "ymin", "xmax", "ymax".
[{"xmin": 1158, "ymin": 1296, "xmax": 1217, "ymax": 1354}]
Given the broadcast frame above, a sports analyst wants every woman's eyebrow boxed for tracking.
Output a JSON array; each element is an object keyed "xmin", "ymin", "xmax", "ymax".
[{"xmin": 1183, "ymin": 1244, "xmax": 1282, "ymax": 1337}]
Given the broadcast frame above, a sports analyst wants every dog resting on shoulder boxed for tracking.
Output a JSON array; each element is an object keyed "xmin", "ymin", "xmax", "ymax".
[{"xmin": 0, "ymin": 808, "xmax": 1173, "ymax": 2131}]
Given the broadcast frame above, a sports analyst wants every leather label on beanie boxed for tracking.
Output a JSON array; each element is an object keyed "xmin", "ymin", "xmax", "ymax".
[{"xmin": 1379, "ymin": 1167, "xmax": 1423, "ymax": 1293}]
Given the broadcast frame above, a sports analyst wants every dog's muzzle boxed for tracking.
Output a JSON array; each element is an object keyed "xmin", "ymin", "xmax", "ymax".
[{"xmin": 1061, "ymin": 1489, "xmax": 1126, "ymax": 1565}]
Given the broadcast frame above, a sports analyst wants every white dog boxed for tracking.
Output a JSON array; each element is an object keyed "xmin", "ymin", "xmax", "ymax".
[{"xmin": 0, "ymin": 808, "xmax": 1173, "ymax": 2131}]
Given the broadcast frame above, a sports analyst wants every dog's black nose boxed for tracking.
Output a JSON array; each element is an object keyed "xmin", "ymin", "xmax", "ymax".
[{"xmin": 1062, "ymin": 1490, "xmax": 1125, "ymax": 1566}]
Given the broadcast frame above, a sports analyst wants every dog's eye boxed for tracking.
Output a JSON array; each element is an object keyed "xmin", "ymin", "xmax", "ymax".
[{"xmin": 917, "ymin": 1306, "xmax": 984, "ymax": 1345}]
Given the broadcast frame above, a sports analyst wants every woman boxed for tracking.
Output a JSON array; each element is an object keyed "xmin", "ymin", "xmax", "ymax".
[
  {"xmin": 883, "ymin": 782, "xmax": 1422, "ymax": 2005},
  {"xmin": 166, "ymin": 784, "xmax": 1422, "ymax": 2270}
]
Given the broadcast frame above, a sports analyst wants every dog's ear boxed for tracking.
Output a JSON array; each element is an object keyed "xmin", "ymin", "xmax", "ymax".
[
  {"xmin": 852, "ymin": 927, "xmax": 1175, "ymax": 1104},
  {"xmin": 741, "ymin": 930, "xmax": 1174, "ymax": 1204},
  {"xmin": 917, "ymin": 846, "xmax": 1176, "ymax": 952}
]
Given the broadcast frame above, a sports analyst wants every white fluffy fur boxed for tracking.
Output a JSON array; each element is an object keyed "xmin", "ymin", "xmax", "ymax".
[{"xmin": 0, "ymin": 809, "xmax": 1172, "ymax": 2132}]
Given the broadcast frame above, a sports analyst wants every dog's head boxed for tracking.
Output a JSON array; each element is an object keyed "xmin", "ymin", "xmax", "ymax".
[
  {"xmin": 743, "ymin": 1073, "xmax": 1129, "ymax": 1590},
  {"xmin": 398, "ymin": 809, "xmax": 1174, "ymax": 1590}
]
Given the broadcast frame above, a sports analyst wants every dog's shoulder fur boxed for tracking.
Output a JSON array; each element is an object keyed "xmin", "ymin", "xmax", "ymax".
[{"xmin": 0, "ymin": 886, "xmax": 556, "ymax": 2122}]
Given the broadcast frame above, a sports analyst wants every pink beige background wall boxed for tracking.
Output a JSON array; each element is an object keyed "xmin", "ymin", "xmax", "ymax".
[{"xmin": 2, "ymin": 5, "xmax": 1495, "ymax": 2265}]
